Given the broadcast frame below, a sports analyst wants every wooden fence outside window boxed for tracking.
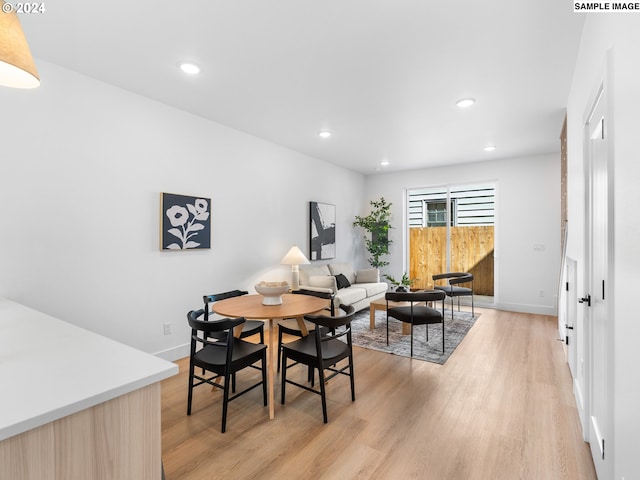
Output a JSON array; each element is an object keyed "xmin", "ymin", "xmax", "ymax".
[{"xmin": 409, "ymin": 226, "xmax": 494, "ymax": 295}]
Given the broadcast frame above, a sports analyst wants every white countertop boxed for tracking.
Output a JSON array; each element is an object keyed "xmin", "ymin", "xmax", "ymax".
[{"xmin": 0, "ymin": 297, "xmax": 179, "ymax": 442}]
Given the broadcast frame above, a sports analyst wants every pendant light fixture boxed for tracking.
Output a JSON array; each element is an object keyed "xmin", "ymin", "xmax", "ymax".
[{"xmin": 0, "ymin": 1, "xmax": 40, "ymax": 88}]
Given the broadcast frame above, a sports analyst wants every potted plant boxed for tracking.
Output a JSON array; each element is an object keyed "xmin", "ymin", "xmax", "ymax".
[
  {"xmin": 384, "ymin": 272, "xmax": 417, "ymax": 292},
  {"xmin": 353, "ymin": 197, "xmax": 392, "ymax": 268}
]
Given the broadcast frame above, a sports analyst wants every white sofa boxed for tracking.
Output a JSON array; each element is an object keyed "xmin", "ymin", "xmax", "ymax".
[{"xmin": 299, "ymin": 262, "xmax": 388, "ymax": 312}]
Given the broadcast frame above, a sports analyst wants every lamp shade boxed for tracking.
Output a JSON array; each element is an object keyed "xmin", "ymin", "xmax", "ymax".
[
  {"xmin": 0, "ymin": 2, "xmax": 40, "ymax": 88},
  {"xmin": 281, "ymin": 245, "xmax": 310, "ymax": 266}
]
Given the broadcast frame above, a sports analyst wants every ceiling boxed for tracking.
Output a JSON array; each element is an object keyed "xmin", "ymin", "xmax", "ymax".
[{"xmin": 20, "ymin": 0, "xmax": 585, "ymax": 175}]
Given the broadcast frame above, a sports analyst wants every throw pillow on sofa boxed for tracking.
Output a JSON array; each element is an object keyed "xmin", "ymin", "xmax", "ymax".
[
  {"xmin": 356, "ymin": 268, "xmax": 380, "ymax": 283},
  {"xmin": 328, "ymin": 263, "xmax": 357, "ymax": 284},
  {"xmin": 335, "ymin": 273, "xmax": 351, "ymax": 289}
]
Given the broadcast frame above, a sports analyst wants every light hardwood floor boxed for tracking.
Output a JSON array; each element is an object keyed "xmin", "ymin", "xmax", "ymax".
[{"xmin": 161, "ymin": 308, "xmax": 597, "ymax": 479}]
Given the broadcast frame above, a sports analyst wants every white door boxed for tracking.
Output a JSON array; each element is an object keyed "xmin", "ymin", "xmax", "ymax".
[{"xmin": 584, "ymin": 84, "xmax": 611, "ymax": 479}]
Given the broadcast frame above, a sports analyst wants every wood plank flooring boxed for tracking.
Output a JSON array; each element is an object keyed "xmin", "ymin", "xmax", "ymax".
[{"xmin": 161, "ymin": 308, "xmax": 597, "ymax": 480}]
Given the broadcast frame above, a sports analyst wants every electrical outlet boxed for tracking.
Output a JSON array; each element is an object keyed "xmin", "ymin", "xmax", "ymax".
[
  {"xmin": 539, "ymin": 290, "xmax": 545, "ymax": 297},
  {"xmin": 163, "ymin": 323, "xmax": 171, "ymax": 335}
]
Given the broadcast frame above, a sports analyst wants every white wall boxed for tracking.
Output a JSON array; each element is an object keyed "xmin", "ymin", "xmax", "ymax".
[
  {"xmin": 364, "ymin": 154, "xmax": 561, "ymax": 315},
  {"xmin": 566, "ymin": 16, "xmax": 640, "ymax": 480},
  {"xmin": 0, "ymin": 60, "xmax": 365, "ymax": 360}
]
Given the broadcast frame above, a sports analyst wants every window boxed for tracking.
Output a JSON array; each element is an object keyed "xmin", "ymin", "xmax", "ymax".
[
  {"xmin": 407, "ymin": 183, "xmax": 495, "ymax": 298},
  {"xmin": 409, "ymin": 186, "xmax": 495, "ymax": 227},
  {"xmin": 424, "ymin": 200, "xmax": 456, "ymax": 227}
]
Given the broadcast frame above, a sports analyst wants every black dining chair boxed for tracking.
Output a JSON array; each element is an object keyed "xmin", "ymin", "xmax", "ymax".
[
  {"xmin": 203, "ymin": 290, "xmax": 265, "ymax": 392},
  {"xmin": 385, "ymin": 290, "xmax": 446, "ymax": 356},
  {"xmin": 281, "ymin": 304, "xmax": 355, "ymax": 423},
  {"xmin": 186, "ymin": 309, "xmax": 268, "ymax": 433},
  {"xmin": 432, "ymin": 272, "xmax": 474, "ymax": 318},
  {"xmin": 203, "ymin": 290, "xmax": 265, "ymax": 343},
  {"xmin": 276, "ymin": 289, "xmax": 335, "ymax": 372}
]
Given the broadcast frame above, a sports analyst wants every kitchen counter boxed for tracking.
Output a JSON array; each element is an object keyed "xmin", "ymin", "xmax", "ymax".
[{"xmin": 0, "ymin": 297, "xmax": 178, "ymax": 479}]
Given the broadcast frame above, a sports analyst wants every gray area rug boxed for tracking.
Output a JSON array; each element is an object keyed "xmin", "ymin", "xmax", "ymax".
[{"xmin": 351, "ymin": 308, "xmax": 479, "ymax": 365}]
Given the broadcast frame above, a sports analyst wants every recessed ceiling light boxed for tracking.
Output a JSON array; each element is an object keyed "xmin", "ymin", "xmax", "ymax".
[
  {"xmin": 484, "ymin": 145, "xmax": 497, "ymax": 152},
  {"xmin": 178, "ymin": 62, "xmax": 201, "ymax": 75},
  {"xmin": 318, "ymin": 131, "xmax": 332, "ymax": 139},
  {"xmin": 456, "ymin": 98, "xmax": 475, "ymax": 108},
  {"xmin": 380, "ymin": 160, "xmax": 390, "ymax": 166}
]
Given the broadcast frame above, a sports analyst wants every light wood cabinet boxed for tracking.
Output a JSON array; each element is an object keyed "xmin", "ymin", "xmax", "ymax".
[{"xmin": 0, "ymin": 298, "xmax": 177, "ymax": 480}]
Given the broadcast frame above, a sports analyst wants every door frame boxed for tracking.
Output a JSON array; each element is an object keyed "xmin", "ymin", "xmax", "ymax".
[
  {"xmin": 565, "ymin": 256, "xmax": 578, "ymax": 380},
  {"xmin": 403, "ymin": 181, "xmax": 497, "ymax": 303},
  {"xmin": 581, "ymin": 52, "xmax": 614, "ymax": 479}
]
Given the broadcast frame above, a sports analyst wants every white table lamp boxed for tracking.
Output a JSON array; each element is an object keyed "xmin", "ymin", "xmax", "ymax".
[{"xmin": 281, "ymin": 245, "xmax": 310, "ymax": 291}]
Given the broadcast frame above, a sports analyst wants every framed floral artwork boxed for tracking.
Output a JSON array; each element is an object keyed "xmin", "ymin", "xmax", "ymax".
[
  {"xmin": 160, "ymin": 193, "xmax": 211, "ymax": 250},
  {"xmin": 309, "ymin": 201, "xmax": 336, "ymax": 260}
]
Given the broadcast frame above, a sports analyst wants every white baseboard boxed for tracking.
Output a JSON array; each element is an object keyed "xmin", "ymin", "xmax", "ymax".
[
  {"xmin": 574, "ymin": 378, "xmax": 589, "ymax": 442},
  {"xmin": 452, "ymin": 297, "xmax": 557, "ymax": 316},
  {"xmin": 154, "ymin": 343, "xmax": 189, "ymax": 362},
  {"xmin": 491, "ymin": 302, "xmax": 557, "ymax": 316}
]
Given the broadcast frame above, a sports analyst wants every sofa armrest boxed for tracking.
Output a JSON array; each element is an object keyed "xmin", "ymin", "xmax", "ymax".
[
  {"xmin": 298, "ymin": 284, "xmax": 335, "ymax": 295},
  {"xmin": 355, "ymin": 268, "xmax": 380, "ymax": 283}
]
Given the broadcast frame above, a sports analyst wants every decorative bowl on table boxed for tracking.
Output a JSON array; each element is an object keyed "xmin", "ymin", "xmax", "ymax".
[{"xmin": 255, "ymin": 281, "xmax": 290, "ymax": 305}]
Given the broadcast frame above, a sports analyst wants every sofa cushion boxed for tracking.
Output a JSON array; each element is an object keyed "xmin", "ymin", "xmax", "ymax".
[
  {"xmin": 335, "ymin": 273, "xmax": 351, "ymax": 289},
  {"xmin": 299, "ymin": 264, "xmax": 332, "ymax": 286},
  {"xmin": 356, "ymin": 268, "xmax": 379, "ymax": 283},
  {"xmin": 335, "ymin": 286, "xmax": 367, "ymax": 306},
  {"xmin": 357, "ymin": 282, "xmax": 389, "ymax": 297},
  {"xmin": 328, "ymin": 263, "xmax": 356, "ymax": 285}
]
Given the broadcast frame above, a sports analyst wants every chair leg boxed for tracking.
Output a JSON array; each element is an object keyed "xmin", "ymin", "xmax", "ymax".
[
  {"xmin": 277, "ymin": 325, "xmax": 283, "ymax": 372},
  {"xmin": 187, "ymin": 362, "xmax": 195, "ymax": 415},
  {"xmin": 386, "ymin": 311, "xmax": 389, "ymax": 345},
  {"xmin": 451, "ymin": 296, "xmax": 455, "ymax": 318},
  {"xmin": 471, "ymin": 294, "xmax": 474, "ymax": 317},
  {"xmin": 410, "ymin": 324, "xmax": 414, "ymax": 357},
  {"xmin": 281, "ymin": 352, "xmax": 288, "ymax": 405},
  {"xmin": 261, "ymin": 350, "xmax": 268, "ymax": 406},
  {"xmin": 221, "ymin": 372, "xmax": 231, "ymax": 433},
  {"xmin": 318, "ymin": 363, "xmax": 328, "ymax": 423},
  {"xmin": 442, "ymin": 318, "xmax": 445, "ymax": 353},
  {"xmin": 349, "ymin": 354, "xmax": 356, "ymax": 402}
]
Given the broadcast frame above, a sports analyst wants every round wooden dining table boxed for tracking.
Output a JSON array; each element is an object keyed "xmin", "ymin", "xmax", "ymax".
[{"xmin": 212, "ymin": 293, "xmax": 328, "ymax": 419}]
